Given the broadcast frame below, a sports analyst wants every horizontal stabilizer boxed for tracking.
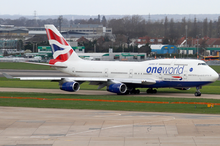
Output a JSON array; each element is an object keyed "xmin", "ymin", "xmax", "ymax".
[
  {"xmin": 2, "ymin": 73, "xmax": 14, "ymax": 79},
  {"xmin": 25, "ymin": 62, "xmax": 67, "ymax": 68}
]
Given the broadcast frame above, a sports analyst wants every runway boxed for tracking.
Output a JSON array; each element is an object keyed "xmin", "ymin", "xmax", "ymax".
[
  {"xmin": 0, "ymin": 106, "xmax": 220, "ymax": 146},
  {"xmin": 0, "ymin": 87, "xmax": 220, "ymax": 100}
]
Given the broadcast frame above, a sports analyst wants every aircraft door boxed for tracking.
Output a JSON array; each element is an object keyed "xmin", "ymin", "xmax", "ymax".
[
  {"xmin": 104, "ymin": 68, "xmax": 108, "ymax": 77},
  {"xmin": 72, "ymin": 67, "xmax": 75, "ymax": 75},
  {"xmin": 129, "ymin": 69, "xmax": 133, "ymax": 78},
  {"xmin": 158, "ymin": 73, "xmax": 163, "ymax": 80}
]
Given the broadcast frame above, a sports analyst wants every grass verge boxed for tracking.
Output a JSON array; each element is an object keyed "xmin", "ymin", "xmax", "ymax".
[
  {"xmin": 0, "ymin": 62, "xmax": 53, "ymax": 70},
  {"xmin": 0, "ymin": 92, "xmax": 220, "ymax": 114},
  {"xmin": 0, "ymin": 77, "xmax": 220, "ymax": 94}
]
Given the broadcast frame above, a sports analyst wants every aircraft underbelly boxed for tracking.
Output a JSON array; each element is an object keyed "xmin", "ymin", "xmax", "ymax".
[{"xmin": 130, "ymin": 80, "xmax": 213, "ymax": 88}]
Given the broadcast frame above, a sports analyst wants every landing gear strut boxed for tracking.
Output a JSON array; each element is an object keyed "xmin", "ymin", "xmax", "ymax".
[
  {"xmin": 129, "ymin": 88, "xmax": 140, "ymax": 94},
  {"xmin": 146, "ymin": 88, "xmax": 157, "ymax": 94},
  {"xmin": 194, "ymin": 86, "xmax": 201, "ymax": 96}
]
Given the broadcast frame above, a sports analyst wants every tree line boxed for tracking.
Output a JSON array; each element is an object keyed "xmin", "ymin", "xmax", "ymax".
[
  {"xmin": 1, "ymin": 15, "xmax": 220, "ymax": 52},
  {"xmin": 1, "ymin": 15, "xmax": 220, "ymax": 39}
]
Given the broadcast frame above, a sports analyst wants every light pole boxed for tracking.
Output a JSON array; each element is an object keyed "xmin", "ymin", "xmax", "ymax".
[
  {"xmin": 36, "ymin": 43, "xmax": 38, "ymax": 53},
  {"xmin": 185, "ymin": 25, "xmax": 188, "ymax": 57},
  {"xmin": 197, "ymin": 37, "xmax": 199, "ymax": 59},
  {"xmin": 196, "ymin": 34, "xmax": 201, "ymax": 59}
]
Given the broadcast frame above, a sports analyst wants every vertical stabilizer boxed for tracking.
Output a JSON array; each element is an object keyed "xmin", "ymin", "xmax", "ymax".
[{"xmin": 45, "ymin": 25, "xmax": 81, "ymax": 65}]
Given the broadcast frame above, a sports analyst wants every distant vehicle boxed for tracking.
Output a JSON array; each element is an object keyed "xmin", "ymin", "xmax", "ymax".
[
  {"xmin": 3, "ymin": 25, "xmax": 219, "ymax": 97},
  {"xmin": 202, "ymin": 56, "xmax": 220, "ymax": 61}
]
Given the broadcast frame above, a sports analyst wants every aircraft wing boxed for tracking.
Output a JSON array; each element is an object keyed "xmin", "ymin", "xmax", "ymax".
[{"xmin": 2, "ymin": 73, "xmax": 156, "ymax": 85}]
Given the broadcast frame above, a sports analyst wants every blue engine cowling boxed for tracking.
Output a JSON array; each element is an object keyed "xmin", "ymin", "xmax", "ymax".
[
  {"xmin": 107, "ymin": 83, "xmax": 127, "ymax": 94},
  {"xmin": 60, "ymin": 82, "xmax": 80, "ymax": 92}
]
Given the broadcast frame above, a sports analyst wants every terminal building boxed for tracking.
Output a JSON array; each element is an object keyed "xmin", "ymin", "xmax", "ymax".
[{"xmin": 27, "ymin": 24, "xmax": 113, "ymax": 41}]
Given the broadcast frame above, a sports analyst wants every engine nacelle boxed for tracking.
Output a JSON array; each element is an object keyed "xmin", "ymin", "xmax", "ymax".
[
  {"xmin": 107, "ymin": 83, "xmax": 127, "ymax": 94},
  {"xmin": 60, "ymin": 81, "xmax": 80, "ymax": 92},
  {"xmin": 175, "ymin": 88, "xmax": 190, "ymax": 90}
]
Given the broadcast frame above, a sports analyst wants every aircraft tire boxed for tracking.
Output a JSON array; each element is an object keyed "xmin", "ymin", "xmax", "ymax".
[{"xmin": 194, "ymin": 92, "xmax": 201, "ymax": 96}]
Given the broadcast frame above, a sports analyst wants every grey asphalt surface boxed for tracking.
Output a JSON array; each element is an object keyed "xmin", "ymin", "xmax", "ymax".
[{"xmin": 1, "ymin": 107, "xmax": 220, "ymax": 146}]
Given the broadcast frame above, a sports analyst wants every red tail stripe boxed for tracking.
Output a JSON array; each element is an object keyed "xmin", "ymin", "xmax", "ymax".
[
  {"xmin": 49, "ymin": 49, "xmax": 73, "ymax": 65},
  {"xmin": 46, "ymin": 29, "xmax": 69, "ymax": 46}
]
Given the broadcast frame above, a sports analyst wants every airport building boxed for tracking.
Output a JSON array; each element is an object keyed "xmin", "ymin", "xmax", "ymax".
[
  {"xmin": 37, "ymin": 46, "xmax": 146, "ymax": 61},
  {"xmin": 0, "ymin": 25, "xmax": 28, "ymax": 39},
  {"xmin": 27, "ymin": 24, "xmax": 113, "ymax": 41},
  {"xmin": 77, "ymin": 52, "xmax": 146, "ymax": 61},
  {"xmin": 150, "ymin": 45, "xmax": 178, "ymax": 54},
  {"xmin": 177, "ymin": 47, "xmax": 220, "ymax": 56},
  {"xmin": 176, "ymin": 37, "xmax": 220, "ymax": 56}
]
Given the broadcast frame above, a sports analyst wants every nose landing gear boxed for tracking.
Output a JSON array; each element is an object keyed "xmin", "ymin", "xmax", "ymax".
[{"xmin": 194, "ymin": 86, "xmax": 202, "ymax": 96}]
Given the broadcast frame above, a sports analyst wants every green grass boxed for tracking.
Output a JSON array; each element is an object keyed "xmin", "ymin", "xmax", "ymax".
[
  {"xmin": 210, "ymin": 65, "xmax": 220, "ymax": 73},
  {"xmin": 0, "ymin": 92, "xmax": 219, "ymax": 114},
  {"xmin": 0, "ymin": 78, "xmax": 58, "ymax": 89},
  {"xmin": 0, "ymin": 62, "xmax": 53, "ymax": 70}
]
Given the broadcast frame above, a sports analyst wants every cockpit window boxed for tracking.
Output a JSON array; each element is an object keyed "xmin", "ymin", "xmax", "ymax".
[{"xmin": 198, "ymin": 63, "xmax": 207, "ymax": 65}]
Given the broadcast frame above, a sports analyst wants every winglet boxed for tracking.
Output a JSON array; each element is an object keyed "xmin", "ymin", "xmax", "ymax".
[{"xmin": 2, "ymin": 73, "xmax": 14, "ymax": 79}]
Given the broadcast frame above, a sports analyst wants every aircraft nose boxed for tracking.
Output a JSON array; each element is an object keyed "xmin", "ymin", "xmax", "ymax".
[{"xmin": 212, "ymin": 71, "xmax": 219, "ymax": 81}]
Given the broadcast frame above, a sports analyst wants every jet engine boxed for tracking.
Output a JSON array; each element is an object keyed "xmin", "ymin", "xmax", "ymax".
[
  {"xmin": 60, "ymin": 81, "xmax": 80, "ymax": 92},
  {"xmin": 107, "ymin": 83, "xmax": 127, "ymax": 94}
]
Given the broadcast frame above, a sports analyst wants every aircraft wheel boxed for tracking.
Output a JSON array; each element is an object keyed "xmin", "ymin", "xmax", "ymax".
[
  {"xmin": 129, "ymin": 89, "xmax": 135, "ymax": 94},
  {"xmin": 146, "ymin": 89, "xmax": 151, "ymax": 93},
  {"xmin": 153, "ymin": 89, "xmax": 157, "ymax": 93},
  {"xmin": 125, "ymin": 90, "xmax": 130, "ymax": 95},
  {"xmin": 194, "ymin": 92, "xmax": 201, "ymax": 96}
]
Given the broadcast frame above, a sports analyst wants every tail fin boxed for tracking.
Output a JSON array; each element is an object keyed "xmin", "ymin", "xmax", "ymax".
[{"xmin": 45, "ymin": 25, "xmax": 81, "ymax": 65}]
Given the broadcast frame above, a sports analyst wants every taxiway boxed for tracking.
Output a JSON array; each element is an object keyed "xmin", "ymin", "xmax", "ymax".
[{"xmin": 0, "ymin": 106, "xmax": 220, "ymax": 146}]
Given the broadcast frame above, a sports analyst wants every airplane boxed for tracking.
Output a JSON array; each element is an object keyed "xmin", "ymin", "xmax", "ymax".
[{"xmin": 3, "ymin": 25, "xmax": 219, "ymax": 96}]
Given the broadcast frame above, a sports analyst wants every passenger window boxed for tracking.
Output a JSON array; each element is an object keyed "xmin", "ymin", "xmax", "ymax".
[{"xmin": 198, "ymin": 63, "xmax": 207, "ymax": 65}]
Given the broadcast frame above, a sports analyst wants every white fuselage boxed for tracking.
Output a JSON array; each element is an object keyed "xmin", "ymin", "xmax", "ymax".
[{"xmin": 55, "ymin": 59, "xmax": 219, "ymax": 88}]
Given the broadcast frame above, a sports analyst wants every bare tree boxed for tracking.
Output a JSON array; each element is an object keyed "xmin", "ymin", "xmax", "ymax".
[
  {"xmin": 203, "ymin": 18, "xmax": 208, "ymax": 37},
  {"xmin": 208, "ymin": 20, "xmax": 213, "ymax": 38}
]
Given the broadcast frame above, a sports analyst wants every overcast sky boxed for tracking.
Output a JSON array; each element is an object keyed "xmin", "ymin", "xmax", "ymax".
[{"xmin": 1, "ymin": 0, "xmax": 220, "ymax": 16}]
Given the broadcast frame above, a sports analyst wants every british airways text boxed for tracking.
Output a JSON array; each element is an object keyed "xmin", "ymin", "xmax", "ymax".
[{"xmin": 146, "ymin": 66, "xmax": 185, "ymax": 74}]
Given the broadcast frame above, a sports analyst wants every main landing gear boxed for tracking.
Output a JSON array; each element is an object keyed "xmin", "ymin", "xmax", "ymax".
[
  {"xmin": 129, "ymin": 88, "xmax": 140, "ymax": 94},
  {"xmin": 117, "ymin": 88, "xmax": 140, "ymax": 95},
  {"xmin": 194, "ymin": 86, "xmax": 202, "ymax": 96},
  {"xmin": 146, "ymin": 88, "xmax": 157, "ymax": 94}
]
